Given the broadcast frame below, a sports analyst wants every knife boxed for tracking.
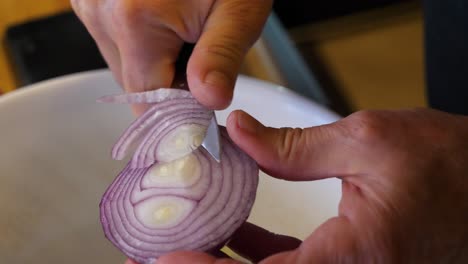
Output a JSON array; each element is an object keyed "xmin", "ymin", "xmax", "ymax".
[{"xmin": 172, "ymin": 43, "xmax": 222, "ymax": 162}]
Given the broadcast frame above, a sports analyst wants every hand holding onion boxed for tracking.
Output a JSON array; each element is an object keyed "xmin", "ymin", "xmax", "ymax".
[
  {"xmin": 72, "ymin": 1, "xmax": 467, "ymax": 262},
  {"xmin": 153, "ymin": 109, "xmax": 468, "ymax": 264}
]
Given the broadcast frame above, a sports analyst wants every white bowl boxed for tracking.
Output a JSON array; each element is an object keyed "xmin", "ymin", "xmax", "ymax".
[{"xmin": 0, "ymin": 70, "xmax": 341, "ymax": 263}]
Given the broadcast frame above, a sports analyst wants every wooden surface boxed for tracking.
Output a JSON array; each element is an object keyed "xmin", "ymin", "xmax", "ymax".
[
  {"xmin": 0, "ymin": 0, "xmax": 71, "ymax": 93},
  {"xmin": 291, "ymin": 3, "xmax": 426, "ymax": 110}
]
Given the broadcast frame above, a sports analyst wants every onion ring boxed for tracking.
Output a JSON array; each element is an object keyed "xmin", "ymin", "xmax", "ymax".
[{"xmin": 99, "ymin": 89, "xmax": 259, "ymax": 263}]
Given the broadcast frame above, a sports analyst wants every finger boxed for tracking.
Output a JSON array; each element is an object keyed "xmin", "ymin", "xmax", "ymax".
[
  {"xmin": 71, "ymin": 0, "xmax": 123, "ymax": 84},
  {"xmin": 124, "ymin": 259, "xmax": 138, "ymax": 264},
  {"xmin": 124, "ymin": 248, "xmax": 231, "ymax": 264},
  {"xmin": 188, "ymin": 0, "xmax": 273, "ymax": 109},
  {"xmin": 259, "ymin": 217, "xmax": 358, "ymax": 264},
  {"xmin": 117, "ymin": 27, "xmax": 182, "ymax": 94},
  {"xmin": 226, "ymin": 110, "xmax": 357, "ymax": 181},
  {"xmin": 227, "ymin": 222, "xmax": 301, "ymax": 263},
  {"xmin": 114, "ymin": 14, "xmax": 183, "ymax": 116},
  {"xmin": 158, "ymin": 251, "xmax": 241, "ymax": 264},
  {"xmin": 108, "ymin": 0, "xmax": 187, "ymax": 94},
  {"xmin": 72, "ymin": 1, "xmax": 144, "ymax": 114},
  {"xmin": 85, "ymin": 25, "xmax": 148, "ymax": 115}
]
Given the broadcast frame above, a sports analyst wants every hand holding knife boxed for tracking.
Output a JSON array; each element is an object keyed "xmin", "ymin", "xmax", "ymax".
[{"xmin": 172, "ymin": 43, "xmax": 222, "ymax": 162}]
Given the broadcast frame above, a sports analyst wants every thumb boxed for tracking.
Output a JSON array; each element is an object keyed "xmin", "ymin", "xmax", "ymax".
[
  {"xmin": 226, "ymin": 110, "xmax": 355, "ymax": 181},
  {"xmin": 188, "ymin": 0, "xmax": 273, "ymax": 109}
]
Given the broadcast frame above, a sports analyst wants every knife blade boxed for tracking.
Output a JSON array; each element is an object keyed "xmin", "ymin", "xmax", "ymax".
[{"xmin": 172, "ymin": 43, "xmax": 222, "ymax": 162}]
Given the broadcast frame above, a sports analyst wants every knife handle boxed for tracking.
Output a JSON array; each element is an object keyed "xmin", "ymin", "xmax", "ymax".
[
  {"xmin": 175, "ymin": 43, "xmax": 195, "ymax": 72},
  {"xmin": 172, "ymin": 43, "xmax": 195, "ymax": 90}
]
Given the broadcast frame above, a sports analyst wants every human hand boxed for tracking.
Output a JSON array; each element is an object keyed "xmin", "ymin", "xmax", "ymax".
[
  {"xmin": 71, "ymin": 0, "xmax": 273, "ymax": 114},
  {"xmin": 124, "ymin": 221, "xmax": 302, "ymax": 264},
  {"xmin": 149, "ymin": 108, "xmax": 468, "ymax": 263}
]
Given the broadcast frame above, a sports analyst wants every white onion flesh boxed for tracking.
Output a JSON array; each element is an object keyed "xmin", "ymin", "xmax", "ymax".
[
  {"xmin": 99, "ymin": 89, "xmax": 259, "ymax": 264},
  {"xmin": 154, "ymin": 124, "xmax": 206, "ymax": 162},
  {"xmin": 134, "ymin": 196, "xmax": 196, "ymax": 229},
  {"xmin": 141, "ymin": 153, "xmax": 201, "ymax": 189}
]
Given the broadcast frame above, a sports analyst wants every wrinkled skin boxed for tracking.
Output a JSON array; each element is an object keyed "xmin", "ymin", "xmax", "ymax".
[
  {"xmin": 71, "ymin": 0, "xmax": 273, "ymax": 114},
  {"xmin": 127, "ymin": 109, "xmax": 468, "ymax": 264},
  {"xmin": 72, "ymin": 1, "xmax": 468, "ymax": 263}
]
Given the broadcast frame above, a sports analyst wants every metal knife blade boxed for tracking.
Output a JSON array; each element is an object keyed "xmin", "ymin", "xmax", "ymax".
[
  {"xmin": 202, "ymin": 115, "xmax": 221, "ymax": 162},
  {"xmin": 172, "ymin": 43, "xmax": 221, "ymax": 162}
]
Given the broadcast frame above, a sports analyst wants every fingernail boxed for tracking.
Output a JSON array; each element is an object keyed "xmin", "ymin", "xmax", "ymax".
[
  {"xmin": 204, "ymin": 71, "xmax": 233, "ymax": 92},
  {"xmin": 237, "ymin": 111, "xmax": 261, "ymax": 135},
  {"xmin": 202, "ymin": 71, "xmax": 234, "ymax": 109}
]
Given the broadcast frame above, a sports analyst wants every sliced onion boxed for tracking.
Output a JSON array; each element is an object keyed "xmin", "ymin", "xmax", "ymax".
[
  {"xmin": 97, "ymin": 88, "xmax": 194, "ymax": 104},
  {"xmin": 99, "ymin": 89, "xmax": 259, "ymax": 264},
  {"xmin": 108, "ymin": 91, "xmax": 212, "ymax": 167}
]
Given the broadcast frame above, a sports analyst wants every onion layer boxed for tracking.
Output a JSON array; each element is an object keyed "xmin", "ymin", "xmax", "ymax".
[{"xmin": 99, "ymin": 89, "xmax": 259, "ymax": 264}]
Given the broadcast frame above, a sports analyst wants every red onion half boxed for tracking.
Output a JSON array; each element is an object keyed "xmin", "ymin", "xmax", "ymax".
[{"xmin": 99, "ymin": 89, "xmax": 259, "ymax": 263}]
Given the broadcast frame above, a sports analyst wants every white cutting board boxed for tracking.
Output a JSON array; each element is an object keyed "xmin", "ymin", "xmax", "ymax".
[{"xmin": 0, "ymin": 70, "xmax": 341, "ymax": 263}]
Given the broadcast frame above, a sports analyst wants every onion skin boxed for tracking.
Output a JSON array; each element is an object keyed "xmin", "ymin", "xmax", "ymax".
[
  {"xmin": 99, "ymin": 90, "xmax": 259, "ymax": 264},
  {"xmin": 111, "ymin": 98, "xmax": 212, "ymax": 167},
  {"xmin": 97, "ymin": 88, "xmax": 194, "ymax": 104}
]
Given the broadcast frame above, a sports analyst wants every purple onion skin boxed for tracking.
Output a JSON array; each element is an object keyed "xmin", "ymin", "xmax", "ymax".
[{"xmin": 100, "ymin": 128, "xmax": 259, "ymax": 264}]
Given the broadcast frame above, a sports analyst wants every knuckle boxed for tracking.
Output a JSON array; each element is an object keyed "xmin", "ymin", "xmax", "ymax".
[
  {"xmin": 203, "ymin": 39, "xmax": 244, "ymax": 65},
  {"xmin": 112, "ymin": 0, "xmax": 151, "ymax": 26},
  {"xmin": 277, "ymin": 127, "xmax": 307, "ymax": 162},
  {"xmin": 223, "ymin": 0, "xmax": 272, "ymax": 21},
  {"xmin": 346, "ymin": 110, "xmax": 388, "ymax": 143},
  {"xmin": 122, "ymin": 71, "xmax": 152, "ymax": 92},
  {"xmin": 112, "ymin": 0, "xmax": 136, "ymax": 25},
  {"xmin": 110, "ymin": 0, "xmax": 198, "ymax": 40},
  {"xmin": 222, "ymin": 0, "xmax": 273, "ymax": 38}
]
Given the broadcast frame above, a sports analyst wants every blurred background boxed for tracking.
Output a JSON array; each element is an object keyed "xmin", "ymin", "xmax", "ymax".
[{"xmin": 0, "ymin": 0, "xmax": 425, "ymax": 115}]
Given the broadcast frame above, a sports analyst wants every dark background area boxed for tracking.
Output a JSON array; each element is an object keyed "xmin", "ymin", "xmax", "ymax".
[
  {"xmin": 2, "ymin": 0, "xmax": 438, "ymax": 115},
  {"xmin": 273, "ymin": 0, "xmax": 412, "ymax": 28},
  {"xmin": 4, "ymin": 0, "xmax": 412, "ymax": 86}
]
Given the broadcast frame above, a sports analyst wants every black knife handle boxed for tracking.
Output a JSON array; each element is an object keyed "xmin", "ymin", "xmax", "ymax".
[
  {"xmin": 175, "ymin": 43, "xmax": 195, "ymax": 72},
  {"xmin": 172, "ymin": 43, "xmax": 195, "ymax": 89}
]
